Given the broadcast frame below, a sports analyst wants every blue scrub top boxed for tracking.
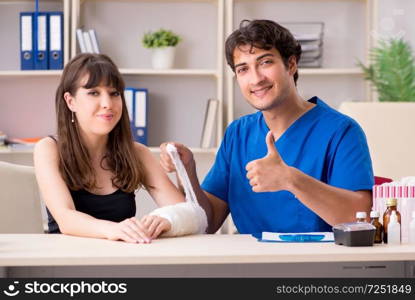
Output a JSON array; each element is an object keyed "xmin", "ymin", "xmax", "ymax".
[{"xmin": 201, "ymin": 97, "xmax": 374, "ymax": 234}]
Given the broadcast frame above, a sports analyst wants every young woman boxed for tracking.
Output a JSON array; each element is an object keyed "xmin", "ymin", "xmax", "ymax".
[{"xmin": 34, "ymin": 53, "xmax": 205, "ymax": 243}]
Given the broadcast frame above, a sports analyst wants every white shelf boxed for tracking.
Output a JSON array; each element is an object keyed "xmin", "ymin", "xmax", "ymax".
[
  {"xmin": 0, "ymin": 147, "xmax": 217, "ymax": 155},
  {"xmin": 230, "ymin": 68, "xmax": 364, "ymax": 78},
  {"xmin": 80, "ymin": 0, "xmax": 216, "ymax": 2},
  {"xmin": 0, "ymin": 69, "xmax": 220, "ymax": 77},
  {"xmin": 0, "ymin": 147, "xmax": 34, "ymax": 154},
  {"xmin": 298, "ymin": 68, "xmax": 364, "ymax": 75},
  {"xmin": 0, "ymin": 70, "xmax": 62, "ymax": 77},
  {"xmin": 0, "ymin": 0, "xmax": 59, "ymax": 2},
  {"xmin": 148, "ymin": 147, "xmax": 217, "ymax": 154},
  {"xmin": 119, "ymin": 69, "xmax": 218, "ymax": 77}
]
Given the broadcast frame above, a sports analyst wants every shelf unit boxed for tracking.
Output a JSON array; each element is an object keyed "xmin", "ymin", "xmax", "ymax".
[
  {"xmin": 298, "ymin": 68, "xmax": 364, "ymax": 76},
  {"xmin": 118, "ymin": 68, "xmax": 219, "ymax": 76},
  {"xmin": 225, "ymin": 0, "xmax": 378, "ymax": 125},
  {"xmin": 0, "ymin": 0, "xmax": 72, "ymax": 148},
  {"xmin": 70, "ymin": 0, "xmax": 225, "ymax": 151},
  {"xmin": 0, "ymin": 146, "xmax": 217, "ymax": 155},
  {"xmin": 0, "ymin": 70, "xmax": 63, "ymax": 77},
  {"xmin": 0, "ymin": 0, "xmax": 224, "ymax": 155}
]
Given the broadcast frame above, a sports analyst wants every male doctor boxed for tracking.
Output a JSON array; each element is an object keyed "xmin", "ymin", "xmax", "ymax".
[{"xmin": 160, "ymin": 20, "xmax": 374, "ymax": 234}]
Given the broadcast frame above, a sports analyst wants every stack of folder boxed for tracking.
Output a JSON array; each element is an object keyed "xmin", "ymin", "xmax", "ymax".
[
  {"xmin": 20, "ymin": 11, "xmax": 64, "ymax": 70},
  {"xmin": 76, "ymin": 29, "xmax": 100, "ymax": 54},
  {"xmin": 283, "ymin": 22, "xmax": 324, "ymax": 68}
]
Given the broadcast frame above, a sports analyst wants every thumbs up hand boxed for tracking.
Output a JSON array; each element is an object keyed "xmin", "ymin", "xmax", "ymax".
[{"xmin": 246, "ymin": 131, "xmax": 292, "ymax": 192}]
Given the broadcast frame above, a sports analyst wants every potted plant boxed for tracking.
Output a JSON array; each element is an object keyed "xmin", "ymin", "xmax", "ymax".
[
  {"xmin": 358, "ymin": 38, "xmax": 415, "ymax": 102},
  {"xmin": 142, "ymin": 29, "xmax": 181, "ymax": 69}
]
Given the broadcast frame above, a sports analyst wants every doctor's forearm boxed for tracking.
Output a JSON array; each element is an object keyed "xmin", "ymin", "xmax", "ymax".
[
  {"xmin": 287, "ymin": 167, "xmax": 372, "ymax": 226},
  {"xmin": 182, "ymin": 161, "xmax": 214, "ymax": 232}
]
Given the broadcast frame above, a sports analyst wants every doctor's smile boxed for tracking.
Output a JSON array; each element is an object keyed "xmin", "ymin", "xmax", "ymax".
[{"xmin": 251, "ymin": 84, "xmax": 274, "ymax": 97}]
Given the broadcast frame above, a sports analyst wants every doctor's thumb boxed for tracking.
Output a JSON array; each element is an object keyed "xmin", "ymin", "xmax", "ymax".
[{"xmin": 265, "ymin": 131, "xmax": 278, "ymax": 157}]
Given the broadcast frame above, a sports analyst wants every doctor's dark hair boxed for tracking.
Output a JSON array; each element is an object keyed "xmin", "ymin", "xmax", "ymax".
[
  {"xmin": 55, "ymin": 53, "xmax": 149, "ymax": 193},
  {"xmin": 225, "ymin": 19, "xmax": 302, "ymax": 85}
]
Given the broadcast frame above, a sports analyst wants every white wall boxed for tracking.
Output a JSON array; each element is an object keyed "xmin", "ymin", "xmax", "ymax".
[{"xmin": 377, "ymin": 0, "xmax": 415, "ymax": 48}]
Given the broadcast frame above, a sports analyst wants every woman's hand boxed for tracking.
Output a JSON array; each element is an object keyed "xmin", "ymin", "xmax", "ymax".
[
  {"xmin": 105, "ymin": 217, "xmax": 152, "ymax": 244},
  {"xmin": 140, "ymin": 215, "xmax": 171, "ymax": 239}
]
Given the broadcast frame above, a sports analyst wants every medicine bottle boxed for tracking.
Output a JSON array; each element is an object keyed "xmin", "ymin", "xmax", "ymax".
[
  {"xmin": 370, "ymin": 210, "xmax": 383, "ymax": 243},
  {"xmin": 387, "ymin": 211, "xmax": 401, "ymax": 245},
  {"xmin": 383, "ymin": 198, "xmax": 401, "ymax": 243},
  {"xmin": 356, "ymin": 211, "xmax": 367, "ymax": 223}
]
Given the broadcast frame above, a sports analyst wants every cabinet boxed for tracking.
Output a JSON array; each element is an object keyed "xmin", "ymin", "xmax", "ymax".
[{"xmin": 0, "ymin": 0, "xmax": 224, "ymax": 155}]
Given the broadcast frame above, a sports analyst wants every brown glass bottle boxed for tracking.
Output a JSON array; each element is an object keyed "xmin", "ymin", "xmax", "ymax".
[
  {"xmin": 370, "ymin": 211, "xmax": 383, "ymax": 243},
  {"xmin": 383, "ymin": 198, "xmax": 401, "ymax": 243}
]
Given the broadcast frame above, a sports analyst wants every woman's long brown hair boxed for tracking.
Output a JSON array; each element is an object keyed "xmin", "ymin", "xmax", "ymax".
[{"xmin": 55, "ymin": 53, "xmax": 149, "ymax": 193}]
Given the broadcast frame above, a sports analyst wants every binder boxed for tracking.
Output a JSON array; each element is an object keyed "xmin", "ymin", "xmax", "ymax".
[
  {"xmin": 34, "ymin": 12, "xmax": 49, "ymax": 69},
  {"xmin": 83, "ymin": 31, "xmax": 93, "ymax": 53},
  {"xmin": 124, "ymin": 87, "xmax": 135, "ymax": 130},
  {"xmin": 20, "ymin": 12, "xmax": 34, "ymax": 70},
  {"xmin": 48, "ymin": 12, "xmax": 63, "ymax": 69},
  {"xmin": 89, "ymin": 29, "xmax": 100, "ymax": 54},
  {"xmin": 133, "ymin": 89, "xmax": 148, "ymax": 145},
  {"xmin": 76, "ymin": 29, "xmax": 87, "ymax": 53},
  {"xmin": 200, "ymin": 98, "xmax": 219, "ymax": 148}
]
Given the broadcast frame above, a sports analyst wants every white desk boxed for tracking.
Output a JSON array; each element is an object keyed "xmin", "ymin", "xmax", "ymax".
[{"xmin": 1, "ymin": 234, "xmax": 415, "ymax": 277}]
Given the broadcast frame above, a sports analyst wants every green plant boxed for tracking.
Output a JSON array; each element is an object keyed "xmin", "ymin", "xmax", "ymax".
[
  {"xmin": 358, "ymin": 38, "xmax": 415, "ymax": 102},
  {"xmin": 142, "ymin": 29, "xmax": 181, "ymax": 49}
]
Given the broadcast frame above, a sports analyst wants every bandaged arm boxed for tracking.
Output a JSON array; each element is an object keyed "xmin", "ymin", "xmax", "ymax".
[{"xmin": 149, "ymin": 202, "xmax": 208, "ymax": 237}]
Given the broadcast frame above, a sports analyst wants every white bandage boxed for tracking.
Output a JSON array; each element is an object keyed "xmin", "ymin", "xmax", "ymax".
[
  {"xmin": 149, "ymin": 202, "xmax": 207, "ymax": 236},
  {"xmin": 149, "ymin": 144, "xmax": 208, "ymax": 236}
]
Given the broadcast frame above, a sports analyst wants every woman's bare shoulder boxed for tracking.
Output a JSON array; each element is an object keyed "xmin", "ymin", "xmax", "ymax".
[
  {"xmin": 34, "ymin": 137, "xmax": 58, "ymax": 158},
  {"xmin": 133, "ymin": 141, "xmax": 152, "ymax": 155}
]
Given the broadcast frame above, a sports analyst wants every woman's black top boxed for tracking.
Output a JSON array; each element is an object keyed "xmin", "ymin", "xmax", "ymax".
[
  {"xmin": 47, "ymin": 189, "xmax": 136, "ymax": 234},
  {"xmin": 45, "ymin": 136, "xmax": 136, "ymax": 233}
]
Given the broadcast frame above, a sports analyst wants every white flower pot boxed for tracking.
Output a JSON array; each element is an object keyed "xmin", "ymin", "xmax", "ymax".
[{"xmin": 151, "ymin": 46, "xmax": 176, "ymax": 69}]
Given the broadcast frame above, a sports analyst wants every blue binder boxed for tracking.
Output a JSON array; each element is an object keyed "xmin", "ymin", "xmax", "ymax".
[
  {"xmin": 47, "ymin": 12, "xmax": 63, "ymax": 69},
  {"xmin": 20, "ymin": 12, "xmax": 34, "ymax": 70},
  {"xmin": 133, "ymin": 89, "xmax": 148, "ymax": 145},
  {"xmin": 123, "ymin": 87, "xmax": 148, "ymax": 145},
  {"xmin": 34, "ymin": 12, "xmax": 49, "ymax": 70}
]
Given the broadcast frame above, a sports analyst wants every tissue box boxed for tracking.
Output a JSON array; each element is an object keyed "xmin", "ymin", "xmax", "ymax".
[{"xmin": 332, "ymin": 222, "xmax": 375, "ymax": 246}]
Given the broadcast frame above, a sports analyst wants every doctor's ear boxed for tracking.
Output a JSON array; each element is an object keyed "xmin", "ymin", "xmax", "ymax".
[
  {"xmin": 63, "ymin": 92, "xmax": 76, "ymax": 112},
  {"xmin": 287, "ymin": 55, "xmax": 298, "ymax": 75}
]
